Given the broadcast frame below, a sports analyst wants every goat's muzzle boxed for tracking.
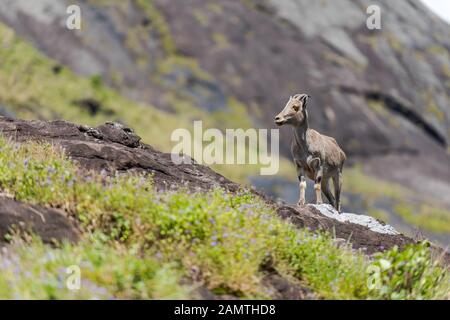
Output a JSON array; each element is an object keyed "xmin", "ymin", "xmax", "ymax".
[{"xmin": 274, "ymin": 116, "xmax": 285, "ymax": 126}]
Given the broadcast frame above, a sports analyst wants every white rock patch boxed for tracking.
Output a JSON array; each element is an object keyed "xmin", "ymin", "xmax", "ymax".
[{"xmin": 310, "ymin": 204, "xmax": 400, "ymax": 235}]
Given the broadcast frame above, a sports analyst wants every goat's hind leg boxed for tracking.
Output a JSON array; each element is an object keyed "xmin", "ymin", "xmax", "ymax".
[
  {"xmin": 332, "ymin": 170, "xmax": 343, "ymax": 212},
  {"xmin": 296, "ymin": 166, "xmax": 306, "ymax": 206},
  {"xmin": 322, "ymin": 178, "xmax": 335, "ymax": 208}
]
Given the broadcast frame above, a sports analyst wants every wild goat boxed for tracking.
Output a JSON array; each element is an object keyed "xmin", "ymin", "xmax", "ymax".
[{"xmin": 275, "ymin": 94, "xmax": 346, "ymax": 212}]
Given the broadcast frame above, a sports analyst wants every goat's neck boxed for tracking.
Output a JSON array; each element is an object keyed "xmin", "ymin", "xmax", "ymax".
[{"xmin": 293, "ymin": 114, "xmax": 309, "ymax": 148}]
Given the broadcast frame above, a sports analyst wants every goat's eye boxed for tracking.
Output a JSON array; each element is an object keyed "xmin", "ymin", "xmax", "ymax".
[{"xmin": 293, "ymin": 105, "xmax": 299, "ymax": 111}]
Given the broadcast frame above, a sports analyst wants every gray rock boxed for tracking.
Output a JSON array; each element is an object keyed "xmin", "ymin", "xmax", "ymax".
[{"xmin": 311, "ymin": 203, "xmax": 400, "ymax": 235}]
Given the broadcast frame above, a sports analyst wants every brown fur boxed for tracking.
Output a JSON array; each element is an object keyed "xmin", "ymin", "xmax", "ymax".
[
  {"xmin": 275, "ymin": 93, "xmax": 346, "ymax": 211},
  {"xmin": 306, "ymin": 129, "xmax": 346, "ymax": 168}
]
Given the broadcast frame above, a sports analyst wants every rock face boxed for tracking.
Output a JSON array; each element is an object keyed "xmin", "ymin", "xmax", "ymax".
[
  {"xmin": 276, "ymin": 205, "xmax": 413, "ymax": 255},
  {"xmin": 0, "ymin": 196, "xmax": 78, "ymax": 244},
  {"xmin": 0, "ymin": 117, "xmax": 241, "ymax": 193},
  {"xmin": 0, "ymin": 0, "xmax": 448, "ymax": 209},
  {"xmin": 0, "ymin": 116, "xmax": 440, "ymax": 258},
  {"xmin": 310, "ymin": 204, "xmax": 400, "ymax": 236}
]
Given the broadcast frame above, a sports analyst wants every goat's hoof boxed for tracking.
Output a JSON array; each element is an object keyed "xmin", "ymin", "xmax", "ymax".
[
  {"xmin": 315, "ymin": 201, "xmax": 323, "ymax": 205},
  {"xmin": 297, "ymin": 201, "xmax": 305, "ymax": 206}
]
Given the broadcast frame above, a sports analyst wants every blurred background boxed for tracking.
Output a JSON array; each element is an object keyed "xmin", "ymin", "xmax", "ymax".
[{"xmin": 0, "ymin": 0, "xmax": 448, "ymax": 245}]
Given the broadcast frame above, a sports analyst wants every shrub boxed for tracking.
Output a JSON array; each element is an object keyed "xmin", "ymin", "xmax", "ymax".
[{"xmin": 367, "ymin": 241, "xmax": 449, "ymax": 299}]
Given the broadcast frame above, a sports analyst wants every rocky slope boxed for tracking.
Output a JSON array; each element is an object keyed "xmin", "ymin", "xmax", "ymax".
[
  {"xmin": 0, "ymin": 116, "xmax": 449, "ymax": 300},
  {"xmin": 0, "ymin": 116, "xmax": 441, "ymax": 257},
  {"xmin": 1, "ymin": 1, "xmax": 448, "ymax": 160},
  {"xmin": 0, "ymin": 0, "xmax": 449, "ymax": 243}
]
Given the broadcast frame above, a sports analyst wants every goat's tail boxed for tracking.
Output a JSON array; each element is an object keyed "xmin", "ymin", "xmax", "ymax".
[{"xmin": 340, "ymin": 149, "xmax": 346, "ymax": 173}]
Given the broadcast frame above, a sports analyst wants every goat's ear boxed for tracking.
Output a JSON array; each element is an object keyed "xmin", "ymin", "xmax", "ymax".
[{"xmin": 292, "ymin": 94, "xmax": 302, "ymax": 101}]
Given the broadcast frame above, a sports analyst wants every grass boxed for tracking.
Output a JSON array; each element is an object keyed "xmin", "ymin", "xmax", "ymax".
[
  {"xmin": 345, "ymin": 166, "xmax": 404, "ymax": 202},
  {"xmin": 0, "ymin": 22, "xmax": 188, "ymax": 153},
  {"xmin": 345, "ymin": 166, "xmax": 450, "ymax": 234},
  {"xmin": 0, "ymin": 236, "xmax": 188, "ymax": 299},
  {"xmin": 0, "ymin": 21, "xmax": 296, "ymax": 184},
  {"xmin": 394, "ymin": 204, "xmax": 450, "ymax": 234},
  {"xmin": 368, "ymin": 208, "xmax": 391, "ymax": 223},
  {"xmin": 0, "ymin": 137, "xmax": 448, "ymax": 299}
]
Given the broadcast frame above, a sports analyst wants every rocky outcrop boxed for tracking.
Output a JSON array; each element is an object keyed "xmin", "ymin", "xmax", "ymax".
[
  {"xmin": 0, "ymin": 117, "xmax": 442, "ymax": 258},
  {"xmin": 0, "ymin": 117, "xmax": 241, "ymax": 193},
  {"xmin": 277, "ymin": 205, "xmax": 413, "ymax": 255},
  {"xmin": 0, "ymin": 196, "xmax": 78, "ymax": 244},
  {"xmin": 0, "ymin": 0, "xmax": 449, "ymax": 212}
]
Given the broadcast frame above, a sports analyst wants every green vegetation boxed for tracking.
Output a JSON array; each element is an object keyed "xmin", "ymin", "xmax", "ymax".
[
  {"xmin": 322, "ymin": 51, "xmax": 362, "ymax": 72},
  {"xmin": 0, "ymin": 237, "xmax": 188, "ymax": 299},
  {"xmin": 0, "ymin": 21, "xmax": 295, "ymax": 184},
  {"xmin": 0, "ymin": 137, "xmax": 448, "ymax": 299},
  {"xmin": 395, "ymin": 204, "xmax": 450, "ymax": 234},
  {"xmin": 422, "ymin": 90, "xmax": 445, "ymax": 122},
  {"xmin": 386, "ymin": 33, "xmax": 403, "ymax": 54},
  {"xmin": 345, "ymin": 166, "xmax": 450, "ymax": 234},
  {"xmin": 135, "ymin": 0, "xmax": 176, "ymax": 55},
  {"xmin": 368, "ymin": 242, "xmax": 448, "ymax": 299},
  {"xmin": 0, "ymin": 22, "xmax": 188, "ymax": 153},
  {"xmin": 366, "ymin": 99, "xmax": 399, "ymax": 127},
  {"xmin": 345, "ymin": 166, "xmax": 404, "ymax": 202},
  {"xmin": 212, "ymin": 33, "xmax": 231, "ymax": 49},
  {"xmin": 368, "ymin": 208, "xmax": 390, "ymax": 223},
  {"xmin": 192, "ymin": 10, "xmax": 209, "ymax": 27}
]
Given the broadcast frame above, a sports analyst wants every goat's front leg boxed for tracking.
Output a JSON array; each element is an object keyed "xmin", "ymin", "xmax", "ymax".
[{"xmin": 296, "ymin": 166, "xmax": 306, "ymax": 206}]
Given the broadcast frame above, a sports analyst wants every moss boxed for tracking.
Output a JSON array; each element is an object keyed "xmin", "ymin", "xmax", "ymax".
[
  {"xmin": 135, "ymin": 0, "xmax": 175, "ymax": 55},
  {"xmin": 426, "ymin": 102, "xmax": 445, "ymax": 121},
  {"xmin": 358, "ymin": 34, "xmax": 378, "ymax": 51},
  {"xmin": 415, "ymin": 51, "xmax": 425, "ymax": 61},
  {"xmin": 212, "ymin": 32, "xmax": 231, "ymax": 49},
  {"xmin": 427, "ymin": 45, "xmax": 448, "ymax": 57},
  {"xmin": 155, "ymin": 55, "xmax": 213, "ymax": 82},
  {"xmin": 442, "ymin": 65, "xmax": 450, "ymax": 79},
  {"xmin": 192, "ymin": 10, "xmax": 209, "ymax": 27},
  {"xmin": 386, "ymin": 33, "xmax": 403, "ymax": 53},
  {"xmin": 422, "ymin": 90, "xmax": 445, "ymax": 122},
  {"xmin": 321, "ymin": 51, "xmax": 363, "ymax": 73},
  {"xmin": 367, "ymin": 99, "xmax": 388, "ymax": 116},
  {"xmin": 207, "ymin": 3, "xmax": 223, "ymax": 14},
  {"xmin": 367, "ymin": 99, "xmax": 399, "ymax": 126}
]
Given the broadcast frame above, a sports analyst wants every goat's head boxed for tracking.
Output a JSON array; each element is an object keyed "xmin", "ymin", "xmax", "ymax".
[{"xmin": 275, "ymin": 93, "xmax": 310, "ymax": 126}]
